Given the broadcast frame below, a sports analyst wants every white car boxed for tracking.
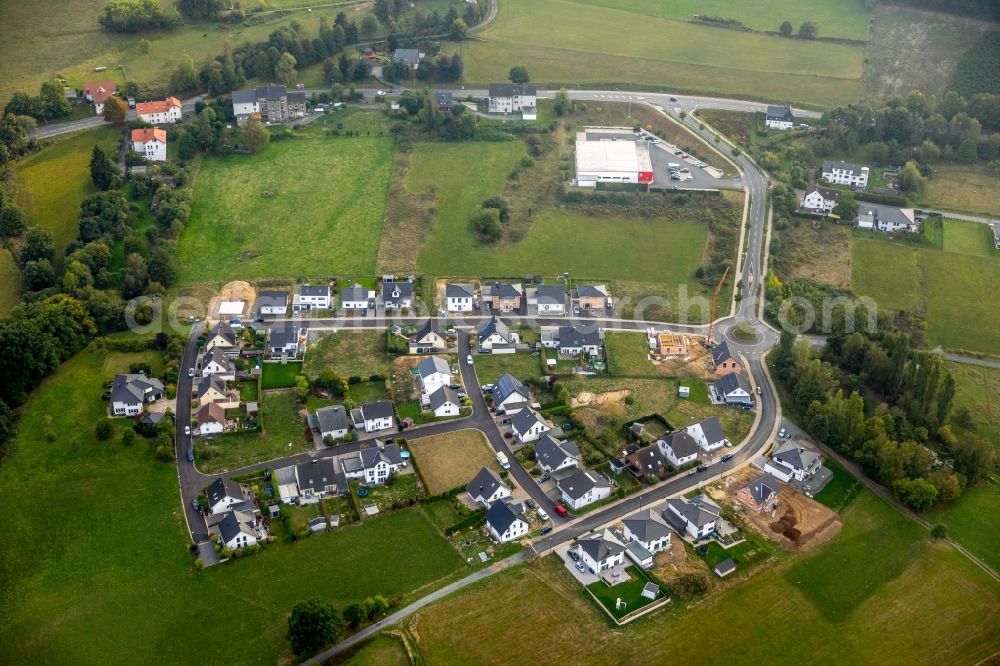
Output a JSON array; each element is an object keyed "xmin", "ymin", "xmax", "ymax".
[
  {"xmin": 466, "ymin": 354, "xmax": 473, "ymax": 365},
  {"xmin": 184, "ymin": 426, "xmax": 191, "ymax": 435},
  {"xmin": 187, "ymin": 368, "xmax": 194, "ymax": 377},
  {"xmin": 376, "ymin": 90, "xmax": 386, "ymax": 96},
  {"xmin": 537, "ymin": 508, "xmax": 549, "ymax": 521}
]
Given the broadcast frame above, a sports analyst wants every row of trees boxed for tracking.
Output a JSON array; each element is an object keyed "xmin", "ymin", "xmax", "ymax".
[
  {"xmin": 100, "ymin": 0, "xmax": 181, "ymax": 32},
  {"xmin": 778, "ymin": 20, "xmax": 819, "ymax": 39},
  {"xmin": 286, "ymin": 596, "xmax": 389, "ymax": 657},
  {"xmin": 772, "ymin": 329, "xmax": 994, "ymax": 510}
]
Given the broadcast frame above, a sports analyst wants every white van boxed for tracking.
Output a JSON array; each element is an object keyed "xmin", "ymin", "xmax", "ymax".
[{"xmin": 496, "ymin": 451, "xmax": 511, "ymax": 470}]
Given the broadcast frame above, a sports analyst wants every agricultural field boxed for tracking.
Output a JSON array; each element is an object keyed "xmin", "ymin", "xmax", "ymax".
[
  {"xmin": 851, "ymin": 228, "xmax": 1000, "ymax": 354},
  {"xmin": 303, "ymin": 330, "xmax": 394, "ymax": 380},
  {"xmin": 919, "ymin": 165, "xmax": 1000, "ymax": 216},
  {"xmin": 861, "ymin": 4, "xmax": 997, "ymax": 103},
  {"xmin": 197, "ymin": 389, "xmax": 311, "ymax": 474},
  {"xmin": 0, "ymin": 345, "xmax": 467, "ymax": 663},
  {"xmin": 409, "ymin": 490, "xmax": 1000, "ymax": 664},
  {"xmin": 946, "ymin": 361, "xmax": 1000, "ymax": 449},
  {"xmin": 177, "ymin": 136, "xmax": 392, "ymax": 284},
  {"xmin": 0, "ymin": 250, "xmax": 20, "ymax": 316},
  {"xmin": 409, "ymin": 429, "xmax": 500, "ymax": 495},
  {"xmin": 448, "ymin": 0, "xmax": 865, "ymax": 107},
  {"xmin": 928, "ymin": 482, "xmax": 1000, "ymax": 573},
  {"xmin": 407, "ymin": 142, "xmax": 710, "ymax": 282},
  {"xmin": 15, "ymin": 126, "xmax": 122, "ymax": 267}
]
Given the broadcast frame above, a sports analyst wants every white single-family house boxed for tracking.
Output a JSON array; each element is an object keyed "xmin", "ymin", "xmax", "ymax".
[
  {"xmin": 684, "ymin": 417, "xmax": 730, "ymax": 452},
  {"xmin": 765, "ymin": 105, "xmax": 794, "ymax": 130},
  {"xmin": 214, "ymin": 509, "xmax": 260, "ymax": 549},
  {"xmin": 577, "ymin": 529, "xmax": 626, "ymax": 572},
  {"xmin": 856, "ymin": 204, "xmax": 917, "ymax": 233},
  {"xmin": 381, "ymin": 280, "xmax": 413, "ymax": 310},
  {"xmin": 341, "ymin": 284, "xmax": 373, "ymax": 310},
  {"xmin": 295, "ymin": 459, "xmax": 341, "ymax": 498},
  {"xmin": 658, "ymin": 430, "xmax": 701, "ymax": 467},
  {"xmin": 308, "ymin": 405, "xmax": 350, "ymax": 441},
  {"xmin": 445, "ymin": 283, "xmax": 476, "ymax": 312},
  {"xmin": 351, "ymin": 400, "xmax": 395, "ymax": 432},
  {"xmin": 511, "ymin": 408, "xmax": 549, "ymax": 443},
  {"xmin": 557, "ymin": 469, "xmax": 611, "ymax": 510},
  {"xmin": 533, "ymin": 435, "xmax": 580, "ymax": 474},
  {"xmin": 257, "ymin": 291, "xmax": 288, "ymax": 315},
  {"xmin": 131, "ymin": 128, "xmax": 167, "ymax": 161},
  {"xmin": 800, "ymin": 185, "xmax": 840, "ymax": 213},
  {"xmin": 821, "ymin": 160, "xmax": 869, "ymax": 188},
  {"xmin": 200, "ymin": 347, "xmax": 234, "ymax": 379},
  {"xmin": 662, "ymin": 495, "xmax": 720, "ymax": 540},
  {"xmin": 409, "ymin": 319, "xmax": 448, "ymax": 354},
  {"xmin": 477, "ymin": 316, "xmax": 515, "ymax": 353},
  {"xmin": 417, "ymin": 355, "xmax": 452, "ymax": 394},
  {"xmin": 532, "ymin": 284, "xmax": 567, "ymax": 315},
  {"xmin": 109, "ymin": 373, "xmax": 164, "ymax": 416},
  {"xmin": 488, "ymin": 83, "xmax": 537, "ymax": 115},
  {"xmin": 358, "ymin": 442, "xmax": 404, "ymax": 485},
  {"xmin": 205, "ymin": 321, "xmax": 238, "ymax": 352},
  {"xmin": 492, "ymin": 373, "xmax": 531, "ymax": 414},
  {"xmin": 622, "ymin": 509, "xmax": 672, "ymax": 553},
  {"xmin": 267, "ymin": 326, "xmax": 300, "ymax": 358},
  {"xmin": 206, "ymin": 476, "xmax": 250, "ymax": 514},
  {"xmin": 714, "ymin": 374, "xmax": 753, "ymax": 407},
  {"xmin": 765, "ymin": 441, "xmax": 822, "ymax": 482},
  {"xmin": 486, "ymin": 500, "xmax": 529, "ymax": 542},
  {"xmin": 135, "ymin": 97, "xmax": 182, "ymax": 124},
  {"xmin": 556, "ymin": 325, "xmax": 602, "ymax": 357},
  {"xmin": 296, "ymin": 284, "xmax": 330, "ymax": 311},
  {"xmin": 83, "ymin": 81, "xmax": 116, "ymax": 114},
  {"xmin": 196, "ymin": 402, "xmax": 226, "ymax": 435},
  {"xmin": 427, "ymin": 386, "xmax": 461, "ymax": 417},
  {"xmin": 467, "ymin": 467, "xmax": 511, "ymax": 507}
]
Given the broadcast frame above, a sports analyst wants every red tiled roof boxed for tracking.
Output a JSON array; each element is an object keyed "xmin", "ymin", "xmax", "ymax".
[
  {"xmin": 83, "ymin": 81, "xmax": 117, "ymax": 103},
  {"xmin": 135, "ymin": 97, "xmax": 181, "ymax": 115},
  {"xmin": 131, "ymin": 128, "xmax": 167, "ymax": 144}
]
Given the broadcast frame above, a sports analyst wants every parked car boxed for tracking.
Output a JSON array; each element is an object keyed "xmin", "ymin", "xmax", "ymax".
[
  {"xmin": 697, "ymin": 464, "xmax": 708, "ymax": 473},
  {"xmin": 539, "ymin": 525, "xmax": 553, "ymax": 535},
  {"xmin": 720, "ymin": 453, "xmax": 734, "ymax": 462},
  {"xmin": 575, "ymin": 561, "xmax": 586, "ymax": 573},
  {"xmin": 537, "ymin": 508, "xmax": 549, "ymax": 521},
  {"xmin": 669, "ymin": 96, "xmax": 678, "ymax": 101},
  {"xmin": 539, "ymin": 473, "xmax": 550, "ymax": 483},
  {"xmin": 191, "ymin": 498, "xmax": 200, "ymax": 511},
  {"xmin": 779, "ymin": 427, "xmax": 789, "ymax": 439},
  {"xmin": 188, "ymin": 368, "xmax": 195, "ymax": 377},
  {"xmin": 554, "ymin": 503, "xmax": 568, "ymax": 517},
  {"xmin": 567, "ymin": 549, "xmax": 580, "ymax": 562},
  {"xmin": 525, "ymin": 498, "xmax": 536, "ymax": 509},
  {"xmin": 184, "ymin": 425, "xmax": 191, "ymax": 435},
  {"xmin": 481, "ymin": 383, "xmax": 494, "ymax": 392},
  {"xmin": 466, "ymin": 354, "xmax": 473, "ymax": 365},
  {"xmin": 376, "ymin": 90, "xmax": 386, "ymax": 96},
  {"xmin": 650, "ymin": 138, "xmax": 660, "ymax": 143},
  {"xmin": 186, "ymin": 448, "xmax": 194, "ymax": 462},
  {"xmin": 756, "ymin": 385, "xmax": 763, "ymax": 395},
  {"xmin": 687, "ymin": 468, "xmax": 697, "ymax": 476}
]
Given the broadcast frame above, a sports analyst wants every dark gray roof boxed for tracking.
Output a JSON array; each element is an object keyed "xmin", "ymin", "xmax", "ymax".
[
  {"xmin": 536, "ymin": 284, "xmax": 566, "ymax": 305},
  {"xmin": 661, "ymin": 430, "xmax": 699, "ymax": 458},
  {"xmin": 360, "ymin": 443, "xmax": 402, "ymax": 468},
  {"xmin": 477, "ymin": 315, "xmax": 511, "ymax": 343},
  {"xmin": 534, "ymin": 435, "xmax": 578, "ymax": 468},
  {"xmin": 217, "ymin": 509, "xmax": 256, "ymax": 543},
  {"xmin": 196, "ymin": 374, "xmax": 227, "ymax": 399},
  {"xmin": 267, "ymin": 326, "xmax": 299, "ymax": 350},
  {"xmin": 361, "ymin": 400, "xmax": 394, "ymax": 420},
  {"xmin": 666, "ymin": 496, "xmax": 720, "ymax": 529},
  {"xmin": 312, "ymin": 405, "xmax": 349, "ymax": 433},
  {"xmin": 208, "ymin": 321, "xmax": 238, "ymax": 346},
  {"xmin": 257, "ymin": 291, "xmax": 287, "ymax": 308},
  {"xmin": 435, "ymin": 91, "xmax": 454, "ymax": 108},
  {"xmin": 110, "ymin": 373, "xmax": 164, "ymax": 405},
  {"xmin": 716, "ymin": 372, "xmax": 750, "ymax": 396},
  {"xmin": 711, "ymin": 341, "xmax": 735, "ymax": 367},
  {"xmin": 486, "ymin": 500, "xmax": 522, "ymax": 534},
  {"xmin": 295, "ymin": 459, "xmax": 337, "ymax": 493},
  {"xmin": 446, "ymin": 282, "xmax": 474, "ymax": 298},
  {"xmin": 255, "ymin": 84, "xmax": 288, "ymax": 101},
  {"xmin": 467, "ymin": 466, "xmax": 507, "ymax": 501},
  {"xmin": 804, "ymin": 185, "xmax": 840, "ymax": 202},
  {"xmin": 630, "ymin": 443, "xmax": 667, "ymax": 474},
  {"xmin": 714, "ymin": 558, "xmax": 736, "ymax": 576},
  {"xmin": 417, "ymin": 355, "xmax": 450, "ymax": 379},
  {"xmin": 489, "ymin": 282, "xmax": 522, "ymax": 299},
  {"xmin": 572, "ymin": 284, "xmax": 607, "ymax": 299},
  {"xmin": 557, "ymin": 469, "xmax": 606, "ymax": 500},
  {"xmin": 747, "ymin": 473, "xmax": 780, "ymax": 503},
  {"xmin": 858, "ymin": 203, "xmax": 914, "ymax": 229},
  {"xmin": 232, "ymin": 90, "xmax": 257, "ymax": 104},
  {"xmin": 494, "ymin": 373, "xmax": 530, "ymax": 405},
  {"xmin": 766, "ymin": 105, "xmax": 793, "ymax": 121},
  {"xmin": 623, "ymin": 509, "xmax": 671, "ymax": 542},
  {"xmin": 694, "ymin": 417, "xmax": 726, "ymax": 447},
  {"xmin": 512, "ymin": 408, "xmax": 545, "ymax": 435},
  {"xmin": 286, "ymin": 91, "xmax": 306, "ymax": 104},
  {"xmin": 207, "ymin": 477, "xmax": 244, "ymax": 507},
  {"xmin": 141, "ymin": 411, "xmax": 165, "ymax": 425},
  {"xmin": 382, "ymin": 280, "xmax": 413, "ymax": 306},
  {"xmin": 394, "ymin": 48, "xmax": 420, "ymax": 66},
  {"xmin": 822, "ymin": 159, "xmax": 865, "ymax": 176},
  {"xmin": 412, "ymin": 318, "xmax": 445, "ymax": 343},
  {"xmin": 299, "ymin": 284, "xmax": 329, "ymax": 297},
  {"xmin": 578, "ymin": 532, "xmax": 625, "ymax": 562},
  {"xmin": 558, "ymin": 325, "xmax": 600, "ymax": 349},
  {"xmin": 201, "ymin": 346, "xmax": 233, "ymax": 371},
  {"xmin": 771, "ymin": 442, "xmax": 821, "ymax": 472},
  {"xmin": 488, "ymin": 83, "xmax": 537, "ymax": 97},
  {"xmin": 341, "ymin": 284, "xmax": 368, "ymax": 302},
  {"xmin": 428, "ymin": 385, "xmax": 460, "ymax": 411}
]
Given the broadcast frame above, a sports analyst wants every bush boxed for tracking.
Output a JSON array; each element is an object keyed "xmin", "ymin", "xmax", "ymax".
[{"xmin": 95, "ymin": 420, "xmax": 114, "ymax": 440}]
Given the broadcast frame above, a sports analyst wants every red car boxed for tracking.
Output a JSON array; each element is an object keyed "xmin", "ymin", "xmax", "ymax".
[{"xmin": 554, "ymin": 503, "xmax": 568, "ymax": 517}]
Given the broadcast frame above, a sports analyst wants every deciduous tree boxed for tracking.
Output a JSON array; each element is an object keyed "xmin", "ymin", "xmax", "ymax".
[{"xmin": 286, "ymin": 599, "xmax": 342, "ymax": 657}]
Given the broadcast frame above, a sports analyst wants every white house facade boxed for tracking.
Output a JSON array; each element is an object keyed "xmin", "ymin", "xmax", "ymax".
[
  {"xmin": 446, "ymin": 283, "xmax": 475, "ymax": 311},
  {"xmin": 800, "ymin": 186, "xmax": 840, "ymax": 213},
  {"xmin": 821, "ymin": 160, "xmax": 869, "ymax": 188},
  {"xmin": 136, "ymin": 97, "xmax": 182, "ymax": 124},
  {"xmin": 131, "ymin": 128, "xmax": 167, "ymax": 161},
  {"xmin": 487, "ymin": 83, "xmax": 537, "ymax": 114}
]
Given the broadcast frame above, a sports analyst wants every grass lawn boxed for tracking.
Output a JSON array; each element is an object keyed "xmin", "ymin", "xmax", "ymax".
[
  {"xmin": 409, "ymin": 429, "xmax": 500, "ymax": 495},
  {"xmin": 15, "ymin": 126, "xmax": 121, "ymax": 267},
  {"xmin": 260, "ymin": 361, "xmax": 303, "ymax": 389},
  {"xmin": 920, "ymin": 165, "xmax": 1000, "ymax": 216},
  {"xmin": 410, "ymin": 488, "xmax": 1000, "ymax": 664},
  {"xmin": 850, "ymin": 238, "xmax": 920, "ymax": 312},
  {"xmin": 665, "ymin": 400, "xmax": 755, "ymax": 447},
  {"xmin": 197, "ymin": 389, "xmax": 311, "ymax": 473},
  {"xmin": 177, "ymin": 136, "xmax": 392, "ymax": 283},
  {"xmin": 942, "ymin": 218, "xmax": 995, "ymax": 257},
  {"xmin": 358, "ymin": 475, "xmax": 422, "ymax": 512},
  {"xmin": 303, "ymin": 330, "xmax": 394, "ymax": 380},
  {"xmin": 472, "ymin": 353, "xmax": 543, "ymax": 386},
  {"xmin": 946, "ymin": 361, "xmax": 1000, "ymax": 449},
  {"xmin": 342, "ymin": 635, "xmax": 410, "ymax": 666},
  {"xmin": 586, "ymin": 566, "xmax": 660, "ymax": 619},
  {"xmin": 811, "ymin": 458, "xmax": 862, "ymax": 513},
  {"xmin": 0, "ymin": 346, "xmax": 467, "ymax": 663},
  {"xmin": 0, "ymin": 249, "xmax": 21, "ymax": 316},
  {"xmin": 928, "ymin": 482, "xmax": 1000, "ymax": 573},
  {"xmin": 605, "ymin": 331, "xmax": 656, "ymax": 377},
  {"xmin": 447, "ymin": 0, "xmax": 864, "ymax": 108},
  {"xmin": 696, "ymin": 529, "xmax": 776, "ymax": 570}
]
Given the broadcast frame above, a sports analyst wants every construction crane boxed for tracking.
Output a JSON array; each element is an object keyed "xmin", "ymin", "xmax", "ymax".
[{"xmin": 705, "ymin": 266, "xmax": 730, "ymax": 347}]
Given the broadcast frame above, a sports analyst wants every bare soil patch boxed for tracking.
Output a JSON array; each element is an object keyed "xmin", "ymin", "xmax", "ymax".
[
  {"xmin": 207, "ymin": 281, "xmax": 255, "ymax": 323},
  {"xmin": 571, "ymin": 389, "xmax": 631, "ymax": 408}
]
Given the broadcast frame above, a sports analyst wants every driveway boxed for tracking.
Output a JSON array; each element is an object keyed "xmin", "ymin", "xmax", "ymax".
[{"xmin": 557, "ymin": 544, "xmax": 599, "ymax": 585}]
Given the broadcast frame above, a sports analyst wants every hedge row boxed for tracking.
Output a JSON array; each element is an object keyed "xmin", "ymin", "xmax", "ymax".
[{"xmin": 444, "ymin": 509, "xmax": 486, "ymax": 535}]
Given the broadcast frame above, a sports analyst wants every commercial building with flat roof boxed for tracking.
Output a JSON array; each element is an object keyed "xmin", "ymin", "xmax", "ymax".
[{"xmin": 574, "ymin": 129, "xmax": 653, "ymax": 187}]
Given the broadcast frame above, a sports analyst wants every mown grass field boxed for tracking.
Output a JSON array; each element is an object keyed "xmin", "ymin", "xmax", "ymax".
[
  {"xmin": 342, "ymin": 635, "xmax": 411, "ymax": 666},
  {"xmin": 177, "ymin": 136, "xmax": 392, "ymax": 283},
  {"xmin": 942, "ymin": 218, "xmax": 995, "ymax": 256},
  {"xmin": 0, "ymin": 249, "xmax": 20, "ymax": 316},
  {"xmin": 851, "ymin": 229, "xmax": 1000, "ymax": 354},
  {"xmin": 303, "ymin": 330, "xmax": 394, "ymax": 380},
  {"xmin": 198, "ymin": 388, "xmax": 311, "ymax": 473},
  {"xmin": 946, "ymin": 361, "xmax": 1000, "ymax": 449},
  {"xmin": 409, "ymin": 489, "xmax": 1000, "ymax": 664},
  {"xmin": 472, "ymin": 353, "xmax": 543, "ymax": 386},
  {"xmin": 928, "ymin": 482, "xmax": 1000, "ymax": 573},
  {"xmin": 604, "ymin": 331, "xmax": 657, "ymax": 377},
  {"xmin": 0, "ymin": 346, "xmax": 466, "ymax": 663},
  {"xmin": 409, "ymin": 429, "xmax": 499, "ymax": 495},
  {"xmin": 409, "ymin": 142, "xmax": 709, "ymax": 282},
  {"xmin": 571, "ymin": 0, "xmax": 872, "ymax": 40},
  {"xmin": 260, "ymin": 361, "xmax": 303, "ymax": 389},
  {"xmin": 920, "ymin": 165, "xmax": 1000, "ymax": 216},
  {"xmin": 447, "ymin": 0, "xmax": 864, "ymax": 107},
  {"xmin": 15, "ymin": 127, "xmax": 122, "ymax": 267}
]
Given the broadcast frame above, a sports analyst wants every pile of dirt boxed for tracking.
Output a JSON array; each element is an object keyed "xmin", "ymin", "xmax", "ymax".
[
  {"xmin": 570, "ymin": 389, "xmax": 631, "ymax": 408},
  {"xmin": 769, "ymin": 506, "xmax": 802, "ymax": 542}
]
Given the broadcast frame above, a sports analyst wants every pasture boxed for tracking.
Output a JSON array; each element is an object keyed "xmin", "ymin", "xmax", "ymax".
[
  {"xmin": 0, "ymin": 346, "xmax": 466, "ymax": 663},
  {"xmin": 177, "ymin": 136, "xmax": 392, "ymax": 284},
  {"xmin": 409, "ymin": 429, "xmax": 500, "ymax": 495},
  {"xmin": 946, "ymin": 361, "xmax": 1000, "ymax": 449},
  {"xmin": 942, "ymin": 218, "xmax": 995, "ymax": 256},
  {"xmin": 920, "ymin": 165, "xmax": 1000, "ymax": 216},
  {"xmin": 928, "ymin": 482, "xmax": 1000, "ymax": 573},
  {"xmin": 407, "ymin": 142, "xmax": 709, "ymax": 282},
  {"xmin": 15, "ymin": 127, "xmax": 122, "ymax": 267},
  {"xmin": 852, "ymin": 232, "xmax": 1000, "ymax": 354},
  {"xmin": 0, "ymin": 250, "xmax": 19, "ymax": 316},
  {"xmin": 409, "ymin": 489, "xmax": 1000, "ymax": 665},
  {"xmin": 448, "ymin": 0, "xmax": 865, "ymax": 107}
]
